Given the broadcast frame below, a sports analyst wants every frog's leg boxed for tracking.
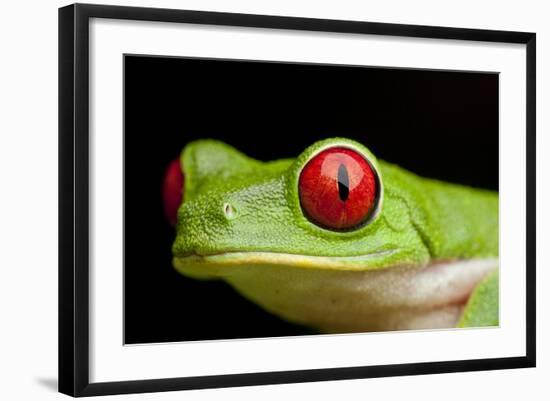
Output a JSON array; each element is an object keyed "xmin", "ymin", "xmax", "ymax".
[{"xmin": 457, "ymin": 269, "xmax": 499, "ymax": 328}]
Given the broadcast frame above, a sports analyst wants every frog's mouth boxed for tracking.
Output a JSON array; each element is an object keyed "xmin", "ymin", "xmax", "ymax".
[{"xmin": 173, "ymin": 248, "xmax": 399, "ymax": 274}]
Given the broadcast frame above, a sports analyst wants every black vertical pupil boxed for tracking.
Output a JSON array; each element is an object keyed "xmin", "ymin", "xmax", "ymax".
[{"xmin": 337, "ymin": 164, "xmax": 350, "ymax": 201}]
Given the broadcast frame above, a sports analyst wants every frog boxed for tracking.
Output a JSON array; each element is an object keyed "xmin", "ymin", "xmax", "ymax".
[{"xmin": 162, "ymin": 138, "xmax": 499, "ymax": 333}]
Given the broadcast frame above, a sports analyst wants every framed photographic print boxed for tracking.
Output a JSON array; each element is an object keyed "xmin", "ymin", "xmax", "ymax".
[{"xmin": 58, "ymin": 3, "xmax": 536, "ymax": 397}]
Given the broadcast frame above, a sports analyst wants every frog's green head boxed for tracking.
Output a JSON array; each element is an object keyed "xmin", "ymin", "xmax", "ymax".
[{"xmin": 168, "ymin": 138, "xmax": 429, "ymax": 279}]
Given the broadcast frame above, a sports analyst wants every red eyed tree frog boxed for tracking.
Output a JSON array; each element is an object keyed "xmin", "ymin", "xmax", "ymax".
[{"xmin": 162, "ymin": 138, "xmax": 498, "ymax": 333}]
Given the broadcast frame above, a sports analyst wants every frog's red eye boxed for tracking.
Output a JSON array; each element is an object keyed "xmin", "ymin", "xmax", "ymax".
[
  {"xmin": 298, "ymin": 147, "xmax": 379, "ymax": 230},
  {"xmin": 162, "ymin": 158, "xmax": 184, "ymax": 226}
]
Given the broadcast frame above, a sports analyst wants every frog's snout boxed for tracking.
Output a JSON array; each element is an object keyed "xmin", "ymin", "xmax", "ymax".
[
  {"xmin": 172, "ymin": 191, "xmax": 241, "ymax": 256},
  {"xmin": 171, "ymin": 174, "xmax": 291, "ymax": 258}
]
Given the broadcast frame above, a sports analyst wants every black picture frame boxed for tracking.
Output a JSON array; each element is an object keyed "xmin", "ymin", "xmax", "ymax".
[{"xmin": 59, "ymin": 3, "xmax": 536, "ymax": 397}]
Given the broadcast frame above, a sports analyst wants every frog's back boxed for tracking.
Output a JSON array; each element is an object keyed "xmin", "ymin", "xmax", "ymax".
[{"xmin": 379, "ymin": 161, "xmax": 498, "ymax": 261}]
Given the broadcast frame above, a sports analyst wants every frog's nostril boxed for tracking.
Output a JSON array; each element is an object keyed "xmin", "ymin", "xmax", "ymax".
[{"xmin": 223, "ymin": 203, "xmax": 236, "ymax": 219}]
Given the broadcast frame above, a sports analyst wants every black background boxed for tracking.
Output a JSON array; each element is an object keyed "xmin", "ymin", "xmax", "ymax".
[{"xmin": 124, "ymin": 55, "xmax": 498, "ymax": 344}]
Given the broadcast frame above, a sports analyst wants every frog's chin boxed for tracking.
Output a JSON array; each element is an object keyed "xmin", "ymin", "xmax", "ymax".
[
  {"xmin": 173, "ymin": 249, "xmax": 400, "ymax": 278},
  {"xmin": 173, "ymin": 253, "xmax": 498, "ymax": 333}
]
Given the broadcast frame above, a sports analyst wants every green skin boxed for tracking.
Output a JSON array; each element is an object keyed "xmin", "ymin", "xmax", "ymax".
[{"xmin": 172, "ymin": 138, "xmax": 499, "ymax": 333}]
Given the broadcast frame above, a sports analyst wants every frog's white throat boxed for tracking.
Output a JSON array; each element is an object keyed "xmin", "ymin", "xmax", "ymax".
[{"xmin": 174, "ymin": 255, "xmax": 498, "ymax": 333}]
